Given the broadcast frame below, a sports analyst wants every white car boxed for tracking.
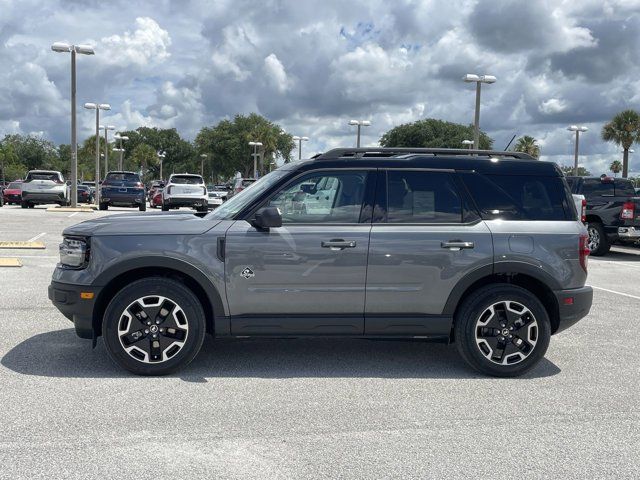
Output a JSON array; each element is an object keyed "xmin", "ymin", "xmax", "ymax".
[
  {"xmin": 162, "ymin": 174, "xmax": 208, "ymax": 212},
  {"xmin": 20, "ymin": 170, "xmax": 69, "ymax": 208},
  {"xmin": 207, "ymin": 184, "xmax": 230, "ymax": 209}
]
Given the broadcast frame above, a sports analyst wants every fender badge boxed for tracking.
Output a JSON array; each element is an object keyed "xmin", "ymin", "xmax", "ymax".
[{"xmin": 241, "ymin": 267, "xmax": 255, "ymax": 279}]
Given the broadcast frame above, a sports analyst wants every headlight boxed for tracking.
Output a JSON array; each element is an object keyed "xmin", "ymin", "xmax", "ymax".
[{"xmin": 59, "ymin": 237, "xmax": 89, "ymax": 268}]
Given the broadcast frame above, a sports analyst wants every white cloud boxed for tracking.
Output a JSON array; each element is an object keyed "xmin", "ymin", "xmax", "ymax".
[
  {"xmin": 100, "ymin": 17, "xmax": 171, "ymax": 67},
  {"xmin": 263, "ymin": 54, "xmax": 291, "ymax": 93},
  {"xmin": 539, "ymin": 98, "xmax": 568, "ymax": 115}
]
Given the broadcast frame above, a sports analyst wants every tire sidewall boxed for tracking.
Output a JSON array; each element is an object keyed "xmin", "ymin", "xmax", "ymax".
[
  {"xmin": 102, "ymin": 277, "xmax": 206, "ymax": 375},
  {"xmin": 455, "ymin": 284, "xmax": 551, "ymax": 377}
]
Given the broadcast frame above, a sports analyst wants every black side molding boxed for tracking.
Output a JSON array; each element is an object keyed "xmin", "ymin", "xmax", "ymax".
[{"xmin": 217, "ymin": 236, "xmax": 225, "ymax": 261}]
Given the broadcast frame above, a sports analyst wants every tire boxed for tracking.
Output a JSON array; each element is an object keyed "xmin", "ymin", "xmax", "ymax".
[
  {"xmin": 102, "ymin": 277, "xmax": 206, "ymax": 375},
  {"xmin": 28, "ymin": 203, "xmax": 34, "ymax": 209},
  {"xmin": 21, "ymin": 201, "xmax": 28, "ymax": 209},
  {"xmin": 99, "ymin": 203, "xmax": 108, "ymax": 211},
  {"xmin": 161, "ymin": 204, "xmax": 169, "ymax": 212},
  {"xmin": 587, "ymin": 222, "xmax": 610, "ymax": 256},
  {"xmin": 139, "ymin": 202, "xmax": 146, "ymax": 212},
  {"xmin": 454, "ymin": 284, "xmax": 551, "ymax": 377}
]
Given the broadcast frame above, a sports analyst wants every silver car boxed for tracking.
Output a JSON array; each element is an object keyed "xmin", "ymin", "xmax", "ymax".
[{"xmin": 21, "ymin": 170, "xmax": 69, "ymax": 208}]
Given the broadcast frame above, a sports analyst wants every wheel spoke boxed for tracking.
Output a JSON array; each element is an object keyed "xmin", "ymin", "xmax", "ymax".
[{"xmin": 121, "ymin": 329, "xmax": 148, "ymax": 346}]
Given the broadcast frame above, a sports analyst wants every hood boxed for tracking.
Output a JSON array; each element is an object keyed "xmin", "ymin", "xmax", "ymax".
[{"xmin": 63, "ymin": 211, "xmax": 220, "ymax": 237}]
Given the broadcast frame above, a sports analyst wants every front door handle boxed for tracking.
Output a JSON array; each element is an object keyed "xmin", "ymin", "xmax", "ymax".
[
  {"xmin": 321, "ymin": 239, "xmax": 357, "ymax": 250},
  {"xmin": 441, "ymin": 241, "xmax": 474, "ymax": 250}
]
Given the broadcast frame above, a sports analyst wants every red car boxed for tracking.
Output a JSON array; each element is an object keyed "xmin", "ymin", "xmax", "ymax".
[
  {"xmin": 150, "ymin": 188, "xmax": 163, "ymax": 208},
  {"xmin": 2, "ymin": 181, "xmax": 23, "ymax": 205}
]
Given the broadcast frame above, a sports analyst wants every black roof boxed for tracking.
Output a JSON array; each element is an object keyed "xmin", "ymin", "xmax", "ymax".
[{"xmin": 295, "ymin": 147, "xmax": 561, "ymax": 176}]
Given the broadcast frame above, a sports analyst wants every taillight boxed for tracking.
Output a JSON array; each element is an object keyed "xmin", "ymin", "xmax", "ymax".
[
  {"xmin": 579, "ymin": 234, "xmax": 589, "ymax": 272},
  {"xmin": 620, "ymin": 201, "xmax": 635, "ymax": 220},
  {"xmin": 202, "ymin": 186, "xmax": 207, "ymax": 195},
  {"xmin": 580, "ymin": 199, "xmax": 586, "ymax": 223},
  {"xmin": 166, "ymin": 186, "xmax": 172, "ymax": 194}
]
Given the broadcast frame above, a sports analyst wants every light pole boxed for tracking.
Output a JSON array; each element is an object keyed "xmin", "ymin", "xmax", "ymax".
[
  {"xmin": 113, "ymin": 134, "xmax": 129, "ymax": 170},
  {"xmin": 84, "ymin": 103, "xmax": 111, "ymax": 205},
  {"xmin": 157, "ymin": 151, "xmax": 166, "ymax": 180},
  {"xmin": 100, "ymin": 125, "xmax": 115, "ymax": 174},
  {"xmin": 248, "ymin": 141, "xmax": 262, "ymax": 178},
  {"xmin": 462, "ymin": 74, "xmax": 496, "ymax": 149},
  {"xmin": 292, "ymin": 136, "xmax": 309, "ymax": 160},
  {"xmin": 348, "ymin": 120, "xmax": 371, "ymax": 148},
  {"xmin": 568, "ymin": 125, "xmax": 588, "ymax": 176},
  {"xmin": 51, "ymin": 42, "xmax": 95, "ymax": 208},
  {"xmin": 200, "ymin": 154, "xmax": 207, "ymax": 177},
  {"xmin": 461, "ymin": 139, "xmax": 473, "ymax": 150}
]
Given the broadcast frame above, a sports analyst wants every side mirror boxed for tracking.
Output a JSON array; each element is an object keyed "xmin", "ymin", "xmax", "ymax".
[{"xmin": 252, "ymin": 207, "xmax": 282, "ymax": 230}]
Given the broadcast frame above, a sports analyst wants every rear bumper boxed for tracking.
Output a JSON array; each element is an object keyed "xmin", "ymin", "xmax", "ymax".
[
  {"xmin": 101, "ymin": 191, "xmax": 144, "ymax": 206},
  {"xmin": 553, "ymin": 286, "xmax": 593, "ymax": 334},
  {"xmin": 617, "ymin": 226, "xmax": 640, "ymax": 239},
  {"xmin": 164, "ymin": 197, "xmax": 207, "ymax": 208},
  {"xmin": 48, "ymin": 280, "xmax": 100, "ymax": 339},
  {"xmin": 22, "ymin": 191, "xmax": 66, "ymax": 203}
]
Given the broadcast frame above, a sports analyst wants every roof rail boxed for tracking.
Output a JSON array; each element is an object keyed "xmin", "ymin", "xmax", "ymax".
[{"xmin": 316, "ymin": 147, "xmax": 534, "ymax": 160}]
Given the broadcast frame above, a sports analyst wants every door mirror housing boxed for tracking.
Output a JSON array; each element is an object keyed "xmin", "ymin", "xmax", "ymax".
[{"xmin": 252, "ymin": 207, "xmax": 282, "ymax": 230}]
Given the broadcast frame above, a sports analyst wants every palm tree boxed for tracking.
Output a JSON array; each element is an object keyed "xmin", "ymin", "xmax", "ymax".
[
  {"xmin": 601, "ymin": 110, "xmax": 640, "ymax": 178},
  {"xmin": 610, "ymin": 160, "xmax": 622, "ymax": 177},
  {"xmin": 514, "ymin": 135, "xmax": 540, "ymax": 158}
]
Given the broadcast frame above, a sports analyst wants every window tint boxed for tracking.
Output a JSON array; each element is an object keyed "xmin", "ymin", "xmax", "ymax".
[
  {"xmin": 615, "ymin": 179, "xmax": 636, "ymax": 197},
  {"xmin": 268, "ymin": 172, "xmax": 367, "ymax": 223},
  {"xmin": 386, "ymin": 171, "xmax": 462, "ymax": 223},
  {"xmin": 105, "ymin": 172, "xmax": 140, "ymax": 184},
  {"xmin": 581, "ymin": 179, "xmax": 614, "ymax": 197},
  {"xmin": 171, "ymin": 175, "xmax": 203, "ymax": 185},
  {"xmin": 7, "ymin": 183, "xmax": 21, "ymax": 189},
  {"xmin": 26, "ymin": 172, "xmax": 61, "ymax": 182},
  {"xmin": 565, "ymin": 177, "xmax": 576, "ymax": 190},
  {"xmin": 462, "ymin": 173, "xmax": 570, "ymax": 221}
]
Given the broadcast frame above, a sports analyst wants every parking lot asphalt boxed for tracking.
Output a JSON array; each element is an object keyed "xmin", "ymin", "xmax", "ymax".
[{"xmin": 0, "ymin": 204, "xmax": 638, "ymax": 479}]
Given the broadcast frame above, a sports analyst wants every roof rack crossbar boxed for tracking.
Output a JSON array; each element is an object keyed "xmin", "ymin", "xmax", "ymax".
[{"xmin": 317, "ymin": 147, "xmax": 534, "ymax": 160}]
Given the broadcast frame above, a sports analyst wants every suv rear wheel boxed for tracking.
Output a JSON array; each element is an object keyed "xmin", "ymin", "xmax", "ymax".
[
  {"xmin": 102, "ymin": 277, "xmax": 206, "ymax": 375},
  {"xmin": 454, "ymin": 284, "xmax": 551, "ymax": 377},
  {"xmin": 587, "ymin": 222, "xmax": 610, "ymax": 256}
]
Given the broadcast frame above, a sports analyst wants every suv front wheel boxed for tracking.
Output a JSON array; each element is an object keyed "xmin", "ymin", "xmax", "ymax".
[
  {"xmin": 454, "ymin": 284, "xmax": 551, "ymax": 377},
  {"xmin": 102, "ymin": 277, "xmax": 206, "ymax": 375}
]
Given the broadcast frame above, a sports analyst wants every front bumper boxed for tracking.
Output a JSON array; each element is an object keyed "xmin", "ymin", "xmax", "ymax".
[
  {"xmin": 553, "ymin": 286, "xmax": 593, "ymax": 334},
  {"xmin": 48, "ymin": 280, "xmax": 100, "ymax": 339},
  {"xmin": 617, "ymin": 226, "xmax": 640, "ymax": 239}
]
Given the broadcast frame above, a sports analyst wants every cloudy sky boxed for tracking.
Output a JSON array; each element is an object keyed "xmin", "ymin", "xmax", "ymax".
[{"xmin": 1, "ymin": 0, "xmax": 640, "ymax": 173}]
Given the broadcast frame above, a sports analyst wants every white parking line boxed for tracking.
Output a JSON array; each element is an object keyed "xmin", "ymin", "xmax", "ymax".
[
  {"xmin": 27, "ymin": 232, "xmax": 46, "ymax": 242},
  {"xmin": 592, "ymin": 286, "xmax": 640, "ymax": 301},
  {"xmin": 68, "ymin": 212, "xmax": 79, "ymax": 218}
]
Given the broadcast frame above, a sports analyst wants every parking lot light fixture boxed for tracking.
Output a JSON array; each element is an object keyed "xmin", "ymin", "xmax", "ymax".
[
  {"xmin": 200, "ymin": 154, "xmax": 208, "ymax": 177},
  {"xmin": 292, "ymin": 136, "xmax": 309, "ymax": 160},
  {"xmin": 462, "ymin": 74, "xmax": 496, "ymax": 149},
  {"xmin": 568, "ymin": 125, "xmax": 588, "ymax": 176},
  {"xmin": 248, "ymin": 142, "xmax": 263, "ymax": 178},
  {"xmin": 99, "ymin": 125, "xmax": 115, "ymax": 175},
  {"xmin": 157, "ymin": 151, "xmax": 166, "ymax": 180},
  {"xmin": 51, "ymin": 42, "xmax": 95, "ymax": 208},
  {"xmin": 349, "ymin": 120, "xmax": 371, "ymax": 148},
  {"xmin": 461, "ymin": 139, "xmax": 473, "ymax": 149},
  {"xmin": 84, "ymin": 103, "xmax": 110, "ymax": 205},
  {"xmin": 114, "ymin": 134, "xmax": 129, "ymax": 170}
]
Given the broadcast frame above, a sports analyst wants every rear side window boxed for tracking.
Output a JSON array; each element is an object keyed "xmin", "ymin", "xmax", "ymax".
[
  {"xmin": 615, "ymin": 179, "xmax": 636, "ymax": 197},
  {"xmin": 582, "ymin": 179, "xmax": 613, "ymax": 197},
  {"xmin": 171, "ymin": 175, "xmax": 203, "ymax": 185},
  {"xmin": 462, "ymin": 173, "xmax": 570, "ymax": 221},
  {"xmin": 386, "ymin": 171, "xmax": 463, "ymax": 223}
]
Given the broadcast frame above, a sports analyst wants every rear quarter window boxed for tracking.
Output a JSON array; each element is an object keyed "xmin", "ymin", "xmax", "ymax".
[
  {"xmin": 615, "ymin": 179, "xmax": 636, "ymax": 197},
  {"xmin": 461, "ymin": 173, "xmax": 572, "ymax": 221}
]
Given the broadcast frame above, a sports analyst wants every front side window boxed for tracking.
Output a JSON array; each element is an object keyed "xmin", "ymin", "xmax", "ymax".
[
  {"xmin": 386, "ymin": 171, "xmax": 463, "ymax": 223},
  {"xmin": 267, "ymin": 171, "xmax": 367, "ymax": 224}
]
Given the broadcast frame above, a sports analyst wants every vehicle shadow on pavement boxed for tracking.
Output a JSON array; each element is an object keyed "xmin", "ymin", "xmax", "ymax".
[
  {"xmin": 593, "ymin": 249, "xmax": 640, "ymax": 262},
  {"xmin": 1, "ymin": 328, "xmax": 561, "ymax": 380}
]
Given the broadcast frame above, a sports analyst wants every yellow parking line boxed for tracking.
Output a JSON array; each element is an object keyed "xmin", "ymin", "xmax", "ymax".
[
  {"xmin": 0, "ymin": 241, "xmax": 46, "ymax": 249},
  {"xmin": 0, "ymin": 258, "xmax": 22, "ymax": 267}
]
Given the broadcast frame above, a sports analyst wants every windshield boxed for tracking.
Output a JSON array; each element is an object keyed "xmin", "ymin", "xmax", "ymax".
[
  {"xmin": 207, "ymin": 169, "xmax": 289, "ymax": 220},
  {"xmin": 171, "ymin": 175, "xmax": 203, "ymax": 185},
  {"xmin": 7, "ymin": 183, "xmax": 21, "ymax": 189}
]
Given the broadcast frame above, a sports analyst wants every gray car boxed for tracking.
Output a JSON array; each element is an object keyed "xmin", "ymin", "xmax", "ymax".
[{"xmin": 49, "ymin": 148, "xmax": 593, "ymax": 377}]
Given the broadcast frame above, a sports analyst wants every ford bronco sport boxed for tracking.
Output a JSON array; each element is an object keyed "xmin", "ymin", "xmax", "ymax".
[{"xmin": 49, "ymin": 148, "xmax": 593, "ymax": 377}]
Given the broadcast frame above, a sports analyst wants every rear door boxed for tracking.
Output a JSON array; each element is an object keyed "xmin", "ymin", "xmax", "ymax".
[
  {"xmin": 365, "ymin": 169, "xmax": 493, "ymax": 336},
  {"xmin": 224, "ymin": 169, "xmax": 375, "ymax": 335}
]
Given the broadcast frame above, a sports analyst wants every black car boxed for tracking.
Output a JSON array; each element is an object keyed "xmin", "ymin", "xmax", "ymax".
[
  {"xmin": 99, "ymin": 171, "xmax": 146, "ymax": 211},
  {"xmin": 77, "ymin": 185, "xmax": 93, "ymax": 204},
  {"xmin": 566, "ymin": 176, "xmax": 640, "ymax": 255}
]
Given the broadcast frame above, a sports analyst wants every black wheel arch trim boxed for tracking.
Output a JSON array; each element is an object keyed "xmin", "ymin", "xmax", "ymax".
[
  {"xmin": 443, "ymin": 261, "xmax": 562, "ymax": 316},
  {"xmin": 93, "ymin": 255, "xmax": 228, "ymax": 336}
]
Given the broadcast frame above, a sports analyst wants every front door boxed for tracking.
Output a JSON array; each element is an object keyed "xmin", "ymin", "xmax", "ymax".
[{"xmin": 225, "ymin": 170, "xmax": 374, "ymax": 335}]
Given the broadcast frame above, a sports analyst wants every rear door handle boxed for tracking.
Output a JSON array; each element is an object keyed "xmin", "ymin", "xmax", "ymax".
[
  {"xmin": 441, "ymin": 241, "xmax": 474, "ymax": 250},
  {"xmin": 321, "ymin": 239, "xmax": 357, "ymax": 250}
]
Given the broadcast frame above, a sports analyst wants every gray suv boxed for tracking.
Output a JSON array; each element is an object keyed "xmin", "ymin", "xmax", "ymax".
[{"xmin": 49, "ymin": 148, "xmax": 593, "ymax": 377}]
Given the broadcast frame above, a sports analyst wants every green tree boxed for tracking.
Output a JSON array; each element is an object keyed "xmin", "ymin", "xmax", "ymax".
[
  {"xmin": 1, "ymin": 134, "xmax": 59, "ymax": 172},
  {"xmin": 379, "ymin": 118, "xmax": 493, "ymax": 149},
  {"xmin": 128, "ymin": 144, "xmax": 158, "ymax": 182},
  {"xmin": 601, "ymin": 109, "xmax": 640, "ymax": 178},
  {"xmin": 0, "ymin": 142, "xmax": 23, "ymax": 182},
  {"xmin": 195, "ymin": 113, "xmax": 294, "ymax": 179},
  {"xmin": 610, "ymin": 160, "xmax": 623, "ymax": 177},
  {"xmin": 561, "ymin": 165, "xmax": 591, "ymax": 177},
  {"xmin": 514, "ymin": 135, "xmax": 540, "ymax": 158}
]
